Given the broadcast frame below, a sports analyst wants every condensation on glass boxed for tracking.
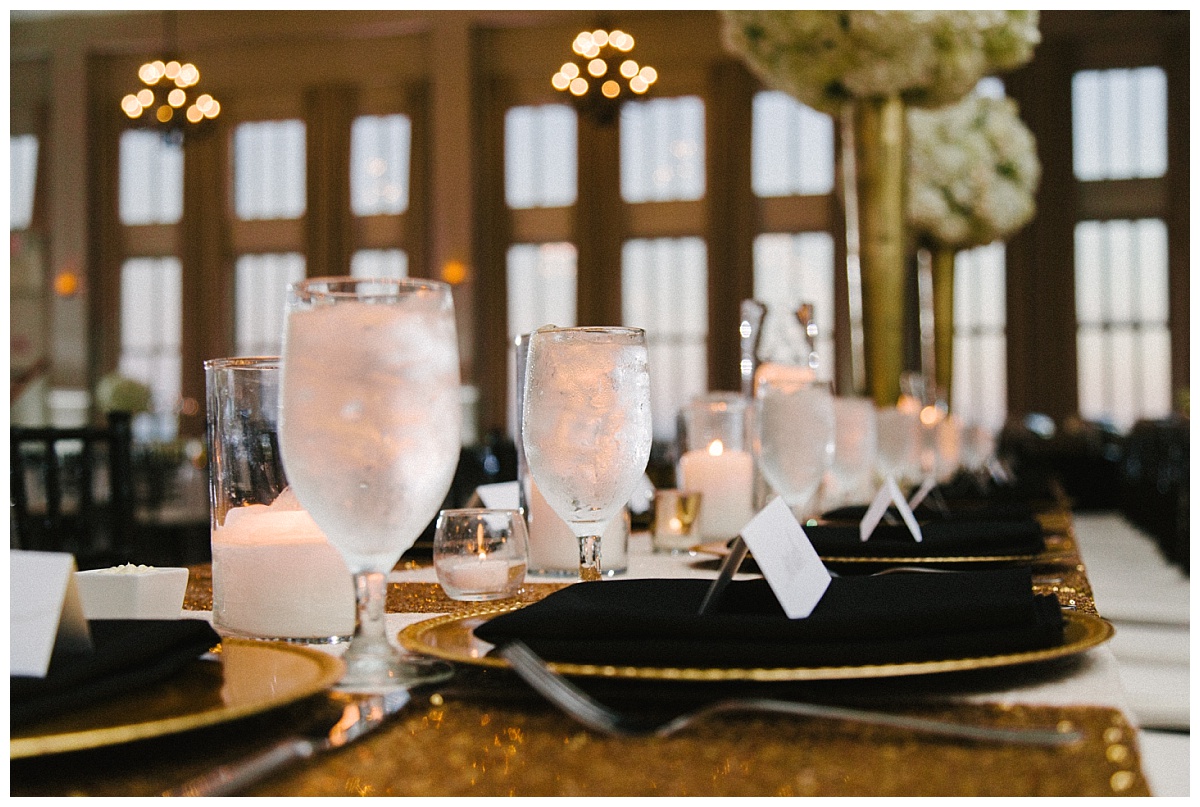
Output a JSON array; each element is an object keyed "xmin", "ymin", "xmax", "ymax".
[
  {"xmin": 505, "ymin": 105, "xmax": 577, "ymax": 209},
  {"xmin": 951, "ymin": 243, "xmax": 1008, "ymax": 433},
  {"xmin": 119, "ymin": 257, "xmax": 182, "ymax": 417},
  {"xmin": 622, "ymin": 237, "xmax": 708, "ymax": 441},
  {"xmin": 119, "ymin": 130, "xmax": 183, "ymax": 226},
  {"xmin": 351, "ymin": 114, "xmax": 410, "ymax": 216},
  {"xmin": 751, "ymin": 92, "xmax": 834, "ymax": 197},
  {"xmin": 620, "ymin": 95, "xmax": 705, "ymax": 203},
  {"xmin": 1072, "ymin": 67, "xmax": 1167, "ymax": 181},
  {"xmin": 235, "ymin": 253, "xmax": 305, "ymax": 356},
  {"xmin": 234, "ymin": 119, "xmax": 306, "ymax": 220},
  {"xmin": 10, "ymin": 134, "xmax": 39, "ymax": 230},
  {"xmin": 752, "ymin": 232, "xmax": 836, "ymax": 383},
  {"xmin": 351, "ymin": 249, "xmax": 408, "ymax": 279},
  {"xmin": 1075, "ymin": 219, "xmax": 1171, "ymax": 432}
]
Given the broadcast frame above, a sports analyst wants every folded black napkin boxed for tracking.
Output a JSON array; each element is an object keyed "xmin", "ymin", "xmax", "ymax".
[
  {"xmin": 803, "ymin": 518, "xmax": 1045, "ymax": 559},
  {"xmin": 475, "ymin": 569, "xmax": 1063, "ymax": 669},
  {"xmin": 10, "ymin": 619, "xmax": 221, "ymax": 728}
]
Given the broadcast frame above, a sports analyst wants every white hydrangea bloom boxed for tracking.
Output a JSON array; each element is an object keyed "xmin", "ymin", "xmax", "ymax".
[
  {"xmin": 721, "ymin": 11, "xmax": 1040, "ymax": 113},
  {"xmin": 906, "ymin": 94, "xmax": 1042, "ymax": 249}
]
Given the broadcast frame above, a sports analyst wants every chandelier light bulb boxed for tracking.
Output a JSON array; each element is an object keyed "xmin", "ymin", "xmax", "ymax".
[
  {"xmin": 630, "ymin": 76, "xmax": 649, "ymax": 94},
  {"xmin": 588, "ymin": 58, "xmax": 607, "ymax": 77},
  {"xmin": 121, "ymin": 94, "xmax": 143, "ymax": 118},
  {"xmin": 156, "ymin": 105, "xmax": 173, "ymax": 123},
  {"xmin": 164, "ymin": 60, "xmax": 181, "ymax": 80},
  {"xmin": 203, "ymin": 99, "xmax": 220, "ymax": 119},
  {"xmin": 639, "ymin": 66, "xmax": 658, "ymax": 85},
  {"xmin": 551, "ymin": 72, "xmax": 570, "ymax": 91},
  {"xmin": 168, "ymin": 88, "xmax": 186, "ymax": 107},
  {"xmin": 591, "ymin": 29, "xmax": 609, "ymax": 47},
  {"xmin": 139, "ymin": 63, "xmax": 161, "ymax": 84},
  {"xmin": 137, "ymin": 88, "xmax": 155, "ymax": 107},
  {"xmin": 569, "ymin": 77, "xmax": 588, "ymax": 96},
  {"xmin": 620, "ymin": 60, "xmax": 639, "ymax": 79},
  {"xmin": 561, "ymin": 62, "xmax": 579, "ymax": 79},
  {"xmin": 601, "ymin": 80, "xmax": 620, "ymax": 98},
  {"xmin": 186, "ymin": 105, "xmax": 204, "ymax": 123}
]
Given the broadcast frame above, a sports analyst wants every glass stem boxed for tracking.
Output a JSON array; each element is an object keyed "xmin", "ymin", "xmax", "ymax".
[
  {"xmin": 348, "ymin": 569, "xmax": 391, "ymax": 659},
  {"xmin": 578, "ymin": 534, "xmax": 602, "ymax": 582}
]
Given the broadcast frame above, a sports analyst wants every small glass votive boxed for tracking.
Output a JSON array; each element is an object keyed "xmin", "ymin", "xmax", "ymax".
[
  {"xmin": 434, "ymin": 508, "xmax": 529, "ymax": 601},
  {"xmin": 651, "ymin": 489, "xmax": 702, "ymax": 553}
]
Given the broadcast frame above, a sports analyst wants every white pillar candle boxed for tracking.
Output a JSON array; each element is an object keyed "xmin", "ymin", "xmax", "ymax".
[
  {"xmin": 677, "ymin": 439, "xmax": 755, "ymax": 541},
  {"xmin": 212, "ymin": 506, "xmax": 355, "ymax": 640}
]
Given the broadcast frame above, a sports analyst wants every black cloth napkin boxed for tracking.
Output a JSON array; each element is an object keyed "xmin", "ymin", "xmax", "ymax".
[
  {"xmin": 10, "ymin": 619, "xmax": 221, "ymax": 728},
  {"xmin": 475, "ymin": 569, "xmax": 1063, "ymax": 669},
  {"xmin": 803, "ymin": 518, "xmax": 1045, "ymax": 559}
]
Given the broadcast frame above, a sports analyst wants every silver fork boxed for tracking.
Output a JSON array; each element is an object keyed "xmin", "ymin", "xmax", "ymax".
[{"xmin": 498, "ymin": 641, "xmax": 1082, "ymax": 746}]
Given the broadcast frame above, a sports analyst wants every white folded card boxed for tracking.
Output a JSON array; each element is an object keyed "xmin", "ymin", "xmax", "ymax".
[
  {"xmin": 739, "ymin": 497, "xmax": 831, "ymax": 619},
  {"xmin": 10, "ymin": 550, "xmax": 93, "ymax": 677},
  {"xmin": 475, "ymin": 481, "xmax": 520, "ymax": 510},
  {"xmin": 860, "ymin": 476, "xmax": 923, "ymax": 543}
]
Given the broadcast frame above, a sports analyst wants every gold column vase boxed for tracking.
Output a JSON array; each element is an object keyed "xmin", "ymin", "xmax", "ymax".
[{"xmin": 851, "ymin": 94, "xmax": 907, "ymax": 408}]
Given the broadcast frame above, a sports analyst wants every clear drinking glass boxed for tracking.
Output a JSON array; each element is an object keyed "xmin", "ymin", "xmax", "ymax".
[
  {"xmin": 754, "ymin": 375, "xmax": 835, "ymax": 522},
  {"xmin": 279, "ymin": 277, "xmax": 461, "ymax": 691},
  {"xmin": 520, "ymin": 326, "xmax": 652, "ymax": 581}
]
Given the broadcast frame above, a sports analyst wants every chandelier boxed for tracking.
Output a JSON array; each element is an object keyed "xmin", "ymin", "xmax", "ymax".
[
  {"xmin": 551, "ymin": 28, "xmax": 657, "ymax": 126},
  {"xmin": 119, "ymin": 12, "xmax": 220, "ymax": 141}
]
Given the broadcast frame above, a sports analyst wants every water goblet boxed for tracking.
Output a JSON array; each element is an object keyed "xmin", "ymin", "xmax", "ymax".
[
  {"xmin": 520, "ymin": 326, "xmax": 652, "ymax": 582},
  {"xmin": 279, "ymin": 277, "xmax": 461, "ymax": 692},
  {"xmin": 754, "ymin": 374, "xmax": 835, "ymax": 522}
]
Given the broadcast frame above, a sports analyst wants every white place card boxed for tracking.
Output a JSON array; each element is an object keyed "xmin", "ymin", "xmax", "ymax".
[
  {"xmin": 860, "ymin": 476, "xmax": 924, "ymax": 543},
  {"xmin": 10, "ymin": 550, "xmax": 93, "ymax": 677},
  {"xmin": 475, "ymin": 481, "xmax": 520, "ymax": 510},
  {"xmin": 908, "ymin": 476, "xmax": 938, "ymax": 510},
  {"xmin": 739, "ymin": 497, "xmax": 831, "ymax": 619}
]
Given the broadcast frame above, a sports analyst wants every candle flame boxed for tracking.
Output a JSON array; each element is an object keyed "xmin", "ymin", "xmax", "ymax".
[
  {"xmin": 476, "ymin": 522, "xmax": 487, "ymax": 556},
  {"xmin": 708, "ymin": 439, "xmax": 724, "ymax": 457}
]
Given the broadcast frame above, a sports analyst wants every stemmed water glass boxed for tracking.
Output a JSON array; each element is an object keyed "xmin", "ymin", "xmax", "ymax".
[
  {"xmin": 754, "ymin": 375, "xmax": 835, "ymax": 522},
  {"xmin": 278, "ymin": 277, "xmax": 461, "ymax": 691},
  {"xmin": 521, "ymin": 327, "xmax": 652, "ymax": 581}
]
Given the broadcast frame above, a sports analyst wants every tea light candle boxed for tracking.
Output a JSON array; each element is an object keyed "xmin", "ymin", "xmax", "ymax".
[
  {"xmin": 440, "ymin": 554, "xmax": 514, "ymax": 594},
  {"xmin": 677, "ymin": 439, "xmax": 754, "ymax": 540}
]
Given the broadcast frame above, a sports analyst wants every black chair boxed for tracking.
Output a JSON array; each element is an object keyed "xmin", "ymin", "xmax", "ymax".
[{"xmin": 10, "ymin": 411, "xmax": 137, "ymax": 570}]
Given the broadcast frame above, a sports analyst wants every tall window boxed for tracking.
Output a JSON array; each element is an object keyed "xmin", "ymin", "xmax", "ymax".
[
  {"xmin": 752, "ymin": 232, "xmax": 835, "ymax": 381},
  {"xmin": 620, "ymin": 95, "xmax": 704, "ymax": 203},
  {"xmin": 503, "ymin": 104, "xmax": 579, "ymax": 432},
  {"xmin": 119, "ymin": 130, "xmax": 183, "ymax": 225},
  {"xmin": 119, "ymin": 257, "xmax": 182, "ymax": 418},
  {"xmin": 116, "ymin": 131, "xmax": 185, "ymax": 434},
  {"xmin": 1071, "ymin": 67, "xmax": 1170, "ymax": 430},
  {"xmin": 952, "ymin": 243, "xmax": 1008, "ymax": 432},
  {"xmin": 234, "ymin": 253, "xmax": 304, "ymax": 356},
  {"xmin": 351, "ymin": 114, "xmax": 410, "ymax": 274},
  {"xmin": 1075, "ymin": 220, "xmax": 1170, "ymax": 431},
  {"xmin": 232, "ymin": 120, "xmax": 306, "ymax": 355},
  {"xmin": 750, "ymin": 91, "xmax": 837, "ymax": 382},
  {"xmin": 622, "ymin": 237, "xmax": 707, "ymax": 440},
  {"xmin": 620, "ymin": 97, "xmax": 707, "ymax": 440},
  {"xmin": 10, "ymin": 134, "xmax": 39, "ymax": 230},
  {"xmin": 506, "ymin": 105, "xmax": 576, "ymax": 209}
]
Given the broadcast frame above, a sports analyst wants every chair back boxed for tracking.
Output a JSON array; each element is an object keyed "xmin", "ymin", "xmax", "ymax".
[{"xmin": 10, "ymin": 411, "xmax": 136, "ymax": 569}]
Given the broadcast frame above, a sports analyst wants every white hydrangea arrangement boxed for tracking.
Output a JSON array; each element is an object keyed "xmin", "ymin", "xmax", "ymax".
[
  {"xmin": 721, "ymin": 11, "xmax": 1040, "ymax": 114},
  {"xmin": 907, "ymin": 93, "xmax": 1042, "ymax": 249}
]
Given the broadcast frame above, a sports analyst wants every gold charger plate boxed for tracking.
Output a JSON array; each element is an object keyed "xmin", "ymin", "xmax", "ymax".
[
  {"xmin": 398, "ymin": 602, "xmax": 1112, "ymax": 682},
  {"xmin": 11, "ymin": 639, "xmax": 344, "ymax": 759}
]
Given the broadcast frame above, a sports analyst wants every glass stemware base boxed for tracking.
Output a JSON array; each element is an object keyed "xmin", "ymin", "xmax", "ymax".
[{"xmin": 335, "ymin": 569, "xmax": 454, "ymax": 693}]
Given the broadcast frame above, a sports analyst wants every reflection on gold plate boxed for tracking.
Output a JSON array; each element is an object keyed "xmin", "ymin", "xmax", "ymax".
[
  {"xmin": 10, "ymin": 639, "xmax": 344, "ymax": 759},
  {"xmin": 398, "ymin": 603, "xmax": 1112, "ymax": 682}
]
